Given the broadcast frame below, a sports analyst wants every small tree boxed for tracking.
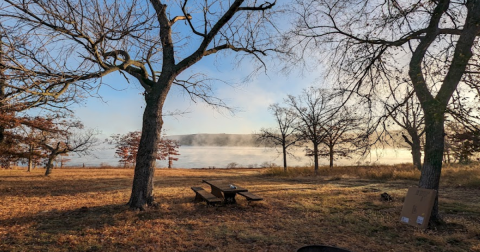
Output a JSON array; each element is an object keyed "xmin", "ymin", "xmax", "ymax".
[
  {"xmin": 286, "ymin": 87, "xmax": 333, "ymax": 175},
  {"xmin": 57, "ymin": 154, "xmax": 71, "ymax": 168},
  {"xmin": 386, "ymin": 90, "xmax": 425, "ymax": 171},
  {"xmin": 109, "ymin": 131, "xmax": 180, "ymax": 168},
  {"xmin": 319, "ymin": 106, "xmax": 365, "ymax": 169},
  {"xmin": 158, "ymin": 139, "xmax": 180, "ymax": 168},
  {"xmin": 445, "ymin": 122, "xmax": 480, "ymax": 164},
  {"xmin": 1, "ymin": 115, "xmax": 60, "ymax": 169},
  {"xmin": 257, "ymin": 104, "xmax": 302, "ymax": 172},
  {"xmin": 38, "ymin": 121, "xmax": 99, "ymax": 176},
  {"xmin": 109, "ymin": 131, "xmax": 142, "ymax": 168}
]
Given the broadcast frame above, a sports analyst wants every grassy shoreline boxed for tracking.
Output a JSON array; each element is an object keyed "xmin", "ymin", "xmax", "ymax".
[{"xmin": 1, "ymin": 165, "xmax": 479, "ymax": 251}]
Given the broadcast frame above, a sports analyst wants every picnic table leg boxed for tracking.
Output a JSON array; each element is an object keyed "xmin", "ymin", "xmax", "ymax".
[
  {"xmin": 210, "ymin": 186, "xmax": 223, "ymax": 198},
  {"xmin": 194, "ymin": 192, "xmax": 203, "ymax": 203},
  {"xmin": 223, "ymin": 192, "xmax": 237, "ymax": 204}
]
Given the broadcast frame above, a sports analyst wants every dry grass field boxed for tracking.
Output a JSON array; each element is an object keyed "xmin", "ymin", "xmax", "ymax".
[{"xmin": 1, "ymin": 164, "xmax": 479, "ymax": 252}]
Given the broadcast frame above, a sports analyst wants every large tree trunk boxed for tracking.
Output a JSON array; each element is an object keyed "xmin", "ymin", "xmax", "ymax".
[
  {"xmin": 128, "ymin": 79, "xmax": 171, "ymax": 210},
  {"xmin": 45, "ymin": 154, "xmax": 56, "ymax": 176},
  {"xmin": 419, "ymin": 109, "xmax": 445, "ymax": 224}
]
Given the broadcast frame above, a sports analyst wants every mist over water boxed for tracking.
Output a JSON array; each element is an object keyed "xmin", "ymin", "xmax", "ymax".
[{"xmin": 69, "ymin": 146, "xmax": 412, "ymax": 168}]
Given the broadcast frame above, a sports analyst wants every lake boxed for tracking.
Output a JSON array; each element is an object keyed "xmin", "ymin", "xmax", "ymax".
[{"xmin": 69, "ymin": 146, "xmax": 413, "ymax": 168}]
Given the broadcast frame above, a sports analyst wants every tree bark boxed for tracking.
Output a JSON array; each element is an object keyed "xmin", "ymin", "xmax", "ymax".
[
  {"xmin": 27, "ymin": 144, "xmax": 34, "ymax": 172},
  {"xmin": 329, "ymin": 145, "xmax": 334, "ymax": 169},
  {"xmin": 45, "ymin": 154, "xmax": 56, "ymax": 176},
  {"xmin": 282, "ymin": 144, "xmax": 287, "ymax": 172},
  {"xmin": 411, "ymin": 140, "xmax": 422, "ymax": 171},
  {"xmin": 404, "ymin": 131, "xmax": 422, "ymax": 171},
  {"xmin": 128, "ymin": 77, "xmax": 172, "ymax": 210},
  {"xmin": 0, "ymin": 35, "xmax": 5, "ymax": 145},
  {"xmin": 419, "ymin": 108, "xmax": 445, "ymax": 223},
  {"xmin": 28, "ymin": 159, "xmax": 32, "ymax": 172},
  {"xmin": 313, "ymin": 144, "xmax": 319, "ymax": 175}
]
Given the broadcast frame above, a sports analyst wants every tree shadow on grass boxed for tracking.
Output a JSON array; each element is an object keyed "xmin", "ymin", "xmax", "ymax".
[
  {"xmin": 0, "ymin": 178, "xmax": 133, "ymax": 198},
  {"xmin": 1, "ymin": 204, "xmax": 129, "ymax": 234}
]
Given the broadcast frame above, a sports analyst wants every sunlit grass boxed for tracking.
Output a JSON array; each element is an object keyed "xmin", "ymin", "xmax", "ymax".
[
  {"xmin": 1, "ymin": 165, "xmax": 479, "ymax": 251},
  {"xmin": 264, "ymin": 163, "xmax": 480, "ymax": 188}
]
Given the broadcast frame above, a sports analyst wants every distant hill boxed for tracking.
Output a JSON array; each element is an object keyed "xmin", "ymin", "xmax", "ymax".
[
  {"xmin": 166, "ymin": 134, "xmax": 260, "ymax": 147},
  {"xmin": 166, "ymin": 131, "xmax": 411, "ymax": 148}
]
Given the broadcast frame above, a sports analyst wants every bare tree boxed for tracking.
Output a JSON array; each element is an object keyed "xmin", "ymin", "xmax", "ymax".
[
  {"xmin": 1, "ymin": 0, "xmax": 278, "ymax": 209},
  {"xmin": 386, "ymin": 89, "xmax": 425, "ymax": 171},
  {"xmin": 287, "ymin": 0, "xmax": 480, "ymax": 224},
  {"xmin": 257, "ymin": 104, "xmax": 302, "ymax": 172},
  {"xmin": 37, "ymin": 121, "xmax": 99, "ymax": 176},
  {"xmin": 286, "ymin": 87, "xmax": 334, "ymax": 175},
  {"xmin": 0, "ymin": 29, "xmax": 83, "ymax": 166},
  {"xmin": 319, "ymin": 106, "xmax": 365, "ymax": 169}
]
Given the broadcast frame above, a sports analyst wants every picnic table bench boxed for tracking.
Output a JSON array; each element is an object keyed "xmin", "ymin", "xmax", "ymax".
[
  {"xmin": 191, "ymin": 186, "xmax": 222, "ymax": 206},
  {"xmin": 238, "ymin": 191, "xmax": 263, "ymax": 202}
]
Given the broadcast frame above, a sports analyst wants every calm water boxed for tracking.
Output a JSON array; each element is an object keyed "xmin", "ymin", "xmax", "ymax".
[{"xmin": 70, "ymin": 146, "xmax": 412, "ymax": 168}]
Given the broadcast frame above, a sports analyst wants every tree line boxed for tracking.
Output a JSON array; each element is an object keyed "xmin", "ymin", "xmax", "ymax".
[
  {"xmin": 259, "ymin": 86, "xmax": 480, "ymax": 174},
  {"xmin": 257, "ymin": 88, "xmax": 367, "ymax": 174}
]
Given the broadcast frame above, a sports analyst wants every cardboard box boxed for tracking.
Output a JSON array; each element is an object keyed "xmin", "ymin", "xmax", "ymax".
[{"xmin": 400, "ymin": 187, "xmax": 437, "ymax": 229}]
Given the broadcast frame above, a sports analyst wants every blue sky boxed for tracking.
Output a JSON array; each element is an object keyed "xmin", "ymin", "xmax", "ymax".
[{"xmin": 72, "ymin": 56, "xmax": 322, "ymax": 138}]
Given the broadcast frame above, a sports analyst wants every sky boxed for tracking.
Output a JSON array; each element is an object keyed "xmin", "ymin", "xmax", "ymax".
[{"xmin": 72, "ymin": 58, "xmax": 322, "ymax": 138}]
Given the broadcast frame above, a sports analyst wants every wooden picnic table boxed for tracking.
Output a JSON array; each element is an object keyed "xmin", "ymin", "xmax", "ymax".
[{"xmin": 202, "ymin": 179, "xmax": 248, "ymax": 204}]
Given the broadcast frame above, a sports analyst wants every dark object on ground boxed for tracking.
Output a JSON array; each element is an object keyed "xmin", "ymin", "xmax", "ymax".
[
  {"xmin": 191, "ymin": 187, "xmax": 222, "ymax": 206},
  {"xmin": 380, "ymin": 192, "xmax": 393, "ymax": 201},
  {"xmin": 297, "ymin": 245, "xmax": 352, "ymax": 252}
]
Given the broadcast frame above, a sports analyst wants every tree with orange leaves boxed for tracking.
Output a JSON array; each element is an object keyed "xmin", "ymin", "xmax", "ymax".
[
  {"xmin": 108, "ymin": 131, "xmax": 180, "ymax": 168},
  {"xmin": 158, "ymin": 139, "xmax": 180, "ymax": 168}
]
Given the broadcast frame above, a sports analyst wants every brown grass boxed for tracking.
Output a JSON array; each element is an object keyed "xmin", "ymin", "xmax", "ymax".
[{"xmin": 1, "ymin": 164, "xmax": 479, "ymax": 252}]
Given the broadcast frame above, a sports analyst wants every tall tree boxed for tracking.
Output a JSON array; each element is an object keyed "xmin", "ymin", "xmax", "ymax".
[
  {"xmin": 257, "ymin": 104, "xmax": 302, "ymax": 172},
  {"xmin": 288, "ymin": 0, "xmax": 480, "ymax": 224},
  {"xmin": 2, "ymin": 0, "xmax": 278, "ymax": 209}
]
